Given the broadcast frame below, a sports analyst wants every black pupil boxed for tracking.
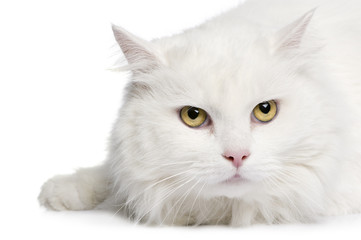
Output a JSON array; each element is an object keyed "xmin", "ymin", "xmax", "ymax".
[
  {"xmin": 188, "ymin": 108, "xmax": 200, "ymax": 120},
  {"xmin": 259, "ymin": 102, "xmax": 271, "ymax": 114}
]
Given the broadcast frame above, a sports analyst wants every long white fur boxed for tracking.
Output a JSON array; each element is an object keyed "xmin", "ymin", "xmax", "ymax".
[{"xmin": 39, "ymin": 0, "xmax": 361, "ymax": 226}]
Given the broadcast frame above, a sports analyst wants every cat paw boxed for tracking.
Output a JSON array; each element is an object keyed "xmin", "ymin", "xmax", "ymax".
[{"xmin": 38, "ymin": 175, "xmax": 93, "ymax": 211}]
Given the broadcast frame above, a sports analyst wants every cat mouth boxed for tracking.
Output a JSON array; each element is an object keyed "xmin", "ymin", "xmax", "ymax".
[{"xmin": 222, "ymin": 173, "xmax": 247, "ymax": 184}]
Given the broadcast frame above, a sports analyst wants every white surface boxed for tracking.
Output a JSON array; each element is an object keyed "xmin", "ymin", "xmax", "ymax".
[{"xmin": 1, "ymin": 0, "xmax": 361, "ymax": 239}]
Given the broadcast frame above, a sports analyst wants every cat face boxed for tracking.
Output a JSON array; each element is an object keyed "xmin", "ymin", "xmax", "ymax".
[{"xmin": 111, "ymin": 10, "xmax": 341, "ymax": 201}]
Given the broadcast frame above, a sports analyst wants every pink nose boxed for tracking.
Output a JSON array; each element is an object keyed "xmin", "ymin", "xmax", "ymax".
[{"xmin": 223, "ymin": 150, "xmax": 250, "ymax": 168}]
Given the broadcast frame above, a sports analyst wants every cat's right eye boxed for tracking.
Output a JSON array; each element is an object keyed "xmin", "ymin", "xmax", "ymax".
[{"xmin": 180, "ymin": 106, "xmax": 208, "ymax": 128}]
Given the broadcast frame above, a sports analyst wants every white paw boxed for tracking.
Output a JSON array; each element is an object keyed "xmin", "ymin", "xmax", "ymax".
[{"xmin": 38, "ymin": 175, "xmax": 93, "ymax": 211}]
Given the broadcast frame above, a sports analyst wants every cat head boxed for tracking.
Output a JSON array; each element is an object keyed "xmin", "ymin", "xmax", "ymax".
[{"xmin": 110, "ymin": 9, "xmax": 342, "ymax": 204}]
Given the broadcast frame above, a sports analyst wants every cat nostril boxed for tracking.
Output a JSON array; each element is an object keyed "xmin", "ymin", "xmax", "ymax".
[
  {"xmin": 223, "ymin": 154, "xmax": 234, "ymax": 162},
  {"xmin": 223, "ymin": 151, "xmax": 250, "ymax": 168}
]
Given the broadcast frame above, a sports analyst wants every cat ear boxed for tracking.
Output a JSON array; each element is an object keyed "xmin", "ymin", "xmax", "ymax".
[
  {"xmin": 273, "ymin": 8, "xmax": 316, "ymax": 53},
  {"xmin": 112, "ymin": 25, "xmax": 163, "ymax": 73}
]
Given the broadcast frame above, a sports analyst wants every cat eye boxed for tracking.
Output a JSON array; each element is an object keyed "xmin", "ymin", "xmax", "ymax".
[
  {"xmin": 252, "ymin": 100, "xmax": 277, "ymax": 123},
  {"xmin": 180, "ymin": 106, "xmax": 208, "ymax": 128}
]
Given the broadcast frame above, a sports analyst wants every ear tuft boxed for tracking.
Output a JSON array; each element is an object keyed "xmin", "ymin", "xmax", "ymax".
[
  {"xmin": 112, "ymin": 25, "xmax": 161, "ymax": 73},
  {"xmin": 274, "ymin": 8, "xmax": 317, "ymax": 52}
]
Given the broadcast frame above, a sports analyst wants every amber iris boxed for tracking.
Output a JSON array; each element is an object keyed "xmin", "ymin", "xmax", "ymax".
[
  {"xmin": 252, "ymin": 100, "xmax": 277, "ymax": 122},
  {"xmin": 180, "ymin": 106, "xmax": 207, "ymax": 127}
]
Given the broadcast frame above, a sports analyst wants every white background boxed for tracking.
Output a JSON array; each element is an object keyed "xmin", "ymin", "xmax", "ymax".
[{"xmin": 1, "ymin": 0, "xmax": 361, "ymax": 239}]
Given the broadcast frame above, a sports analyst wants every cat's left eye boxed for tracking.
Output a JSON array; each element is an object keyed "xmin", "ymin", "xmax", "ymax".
[
  {"xmin": 180, "ymin": 106, "xmax": 208, "ymax": 128},
  {"xmin": 252, "ymin": 100, "xmax": 278, "ymax": 123}
]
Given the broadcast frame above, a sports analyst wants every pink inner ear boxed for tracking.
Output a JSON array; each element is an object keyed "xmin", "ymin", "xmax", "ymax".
[
  {"xmin": 112, "ymin": 25, "xmax": 160, "ymax": 72},
  {"xmin": 276, "ymin": 8, "xmax": 316, "ymax": 51}
]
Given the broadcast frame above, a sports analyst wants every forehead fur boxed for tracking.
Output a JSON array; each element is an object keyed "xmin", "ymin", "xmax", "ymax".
[{"xmin": 149, "ymin": 28, "xmax": 300, "ymax": 116}]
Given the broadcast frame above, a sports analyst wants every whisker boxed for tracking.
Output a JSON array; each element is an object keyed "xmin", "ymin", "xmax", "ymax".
[
  {"xmin": 134, "ymin": 176, "xmax": 197, "ymax": 224},
  {"xmin": 112, "ymin": 169, "xmax": 194, "ymax": 217},
  {"xmin": 264, "ymin": 174, "xmax": 303, "ymax": 218},
  {"xmin": 186, "ymin": 180, "xmax": 207, "ymax": 226},
  {"xmin": 115, "ymin": 175, "xmax": 189, "ymax": 218},
  {"xmin": 170, "ymin": 178, "xmax": 202, "ymax": 225},
  {"xmin": 158, "ymin": 178, "xmax": 201, "ymax": 225}
]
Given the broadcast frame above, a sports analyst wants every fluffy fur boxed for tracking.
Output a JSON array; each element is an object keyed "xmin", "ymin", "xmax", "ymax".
[{"xmin": 39, "ymin": 0, "xmax": 361, "ymax": 226}]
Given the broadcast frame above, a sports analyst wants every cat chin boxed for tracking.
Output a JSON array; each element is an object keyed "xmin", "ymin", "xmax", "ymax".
[{"xmin": 203, "ymin": 180, "xmax": 260, "ymax": 199}]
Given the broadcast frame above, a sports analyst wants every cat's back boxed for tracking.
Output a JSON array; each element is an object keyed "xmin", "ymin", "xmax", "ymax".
[
  {"xmin": 226, "ymin": 0, "xmax": 360, "ymax": 25},
  {"xmin": 180, "ymin": 0, "xmax": 361, "ymax": 55},
  {"xmin": 207, "ymin": 0, "xmax": 361, "ymax": 88}
]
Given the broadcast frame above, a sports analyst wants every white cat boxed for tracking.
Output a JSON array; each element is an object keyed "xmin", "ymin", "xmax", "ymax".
[{"xmin": 38, "ymin": 0, "xmax": 361, "ymax": 226}]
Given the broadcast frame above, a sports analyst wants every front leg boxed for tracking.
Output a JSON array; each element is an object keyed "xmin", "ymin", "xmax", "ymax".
[{"xmin": 38, "ymin": 165, "xmax": 109, "ymax": 211}]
